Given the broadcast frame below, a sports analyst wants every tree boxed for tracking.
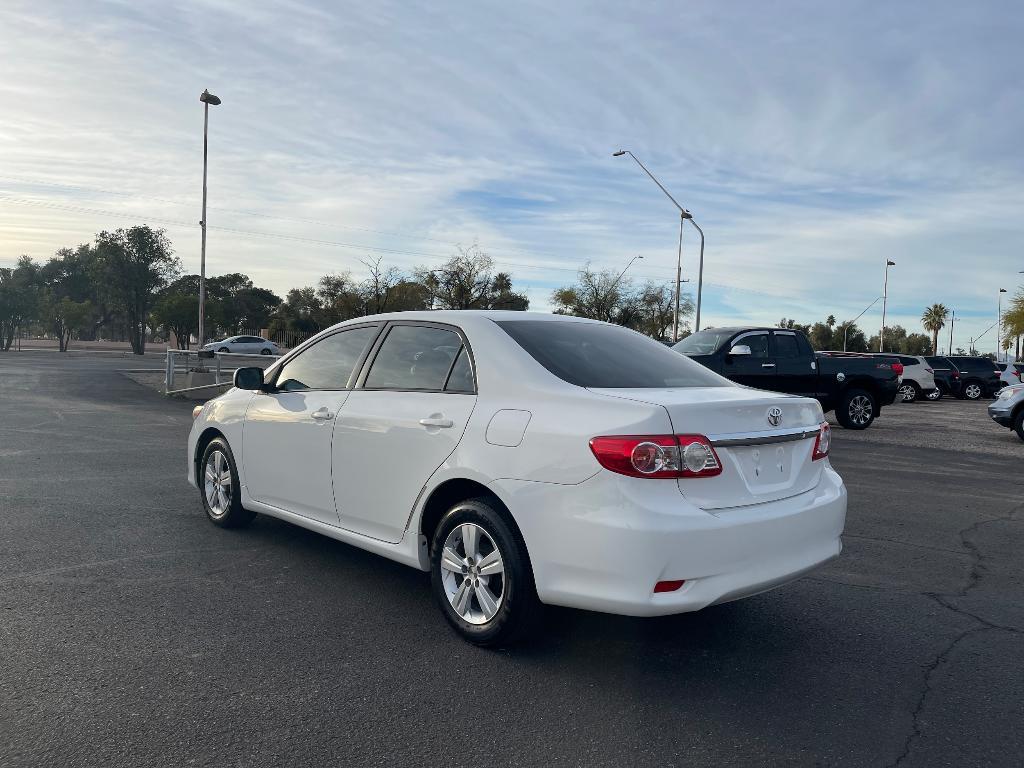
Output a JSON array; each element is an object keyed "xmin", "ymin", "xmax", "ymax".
[
  {"xmin": 151, "ymin": 292, "xmax": 199, "ymax": 349},
  {"xmin": 416, "ymin": 245, "xmax": 528, "ymax": 311},
  {"xmin": 630, "ymin": 281, "xmax": 693, "ymax": 341},
  {"xmin": 903, "ymin": 333, "xmax": 932, "ymax": 355},
  {"xmin": 1000, "ymin": 290, "xmax": 1024, "ymax": 360},
  {"xmin": 921, "ymin": 303, "xmax": 950, "ymax": 355},
  {"xmin": 42, "ymin": 296, "xmax": 95, "ymax": 351},
  {"xmin": 0, "ymin": 256, "xmax": 41, "ymax": 351},
  {"xmin": 778, "ymin": 318, "xmax": 811, "ymax": 334},
  {"xmin": 92, "ymin": 227, "xmax": 180, "ymax": 354}
]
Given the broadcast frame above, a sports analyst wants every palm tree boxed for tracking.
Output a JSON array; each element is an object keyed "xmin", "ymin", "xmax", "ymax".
[{"xmin": 921, "ymin": 303, "xmax": 950, "ymax": 355}]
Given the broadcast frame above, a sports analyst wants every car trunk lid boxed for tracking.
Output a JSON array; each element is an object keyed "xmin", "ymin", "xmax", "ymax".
[{"xmin": 589, "ymin": 386, "xmax": 825, "ymax": 510}]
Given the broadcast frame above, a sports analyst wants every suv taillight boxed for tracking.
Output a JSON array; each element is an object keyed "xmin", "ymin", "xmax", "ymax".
[
  {"xmin": 811, "ymin": 422, "xmax": 831, "ymax": 461},
  {"xmin": 589, "ymin": 435, "xmax": 723, "ymax": 479},
  {"xmin": 892, "ymin": 362, "xmax": 904, "ymax": 376}
]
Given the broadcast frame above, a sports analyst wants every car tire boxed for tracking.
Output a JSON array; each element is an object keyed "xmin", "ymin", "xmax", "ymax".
[
  {"xmin": 430, "ymin": 497, "xmax": 541, "ymax": 647},
  {"xmin": 260, "ymin": 348, "xmax": 271, "ymax": 355},
  {"xmin": 218, "ymin": 346, "xmax": 229, "ymax": 353},
  {"xmin": 925, "ymin": 387, "xmax": 942, "ymax": 401},
  {"xmin": 963, "ymin": 380, "xmax": 984, "ymax": 400},
  {"xmin": 898, "ymin": 382, "xmax": 919, "ymax": 403},
  {"xmin": 199, "ymin": 438, "xmax": 256, "ymax": 528},
  {"xmin": 836, "ymin": 388, "xmax": 875, "ymax": 429},
  {"xmin": 1014, "ymin": 410, "xmax": 1024, "ymax": 442}
]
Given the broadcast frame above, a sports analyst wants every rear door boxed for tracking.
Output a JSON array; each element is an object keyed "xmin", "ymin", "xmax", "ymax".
[
  {"xmin": 331, "ymin": 322, "xmax": 477, "ymax": 543},
  {"xmin": 721, "ymin": 331, "xmax": 776, "ymax": 389},
  {"xmin": 771, "ymin": 331, "xmax": 817, "ymax": 397}
]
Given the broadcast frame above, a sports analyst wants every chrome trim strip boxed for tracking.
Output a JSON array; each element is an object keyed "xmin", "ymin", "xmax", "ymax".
[{"xmin": 708, "ymin": 426, "xmax": 819, "ymax": 447}]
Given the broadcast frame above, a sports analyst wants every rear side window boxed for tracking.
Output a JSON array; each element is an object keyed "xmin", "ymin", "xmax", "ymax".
[
  {"xmin": 276, "ymin": 325, "xmax": 378, "ymax": 391},
  {"xmin": 496, "ymin": 320, "xmax": 729, "ymax": 389},
  {"xmin": 773, "ymin": 333, "xmax": 800, "ymax": 358},
  {"xmin": 900, "ymin": 356, "xmax": 918, "ymax": 366},
  {"xmin": 445, "ymin": 347, "xmax": 475, "ymax": 393},
  {"xmin": 365, "ymin": 325, "xmax": 462, "ymax": 391}
]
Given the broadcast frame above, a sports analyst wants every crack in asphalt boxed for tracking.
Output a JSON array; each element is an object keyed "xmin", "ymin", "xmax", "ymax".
[{"xmin": 886, "ymin": 501, "xmax": 1024, "ymax": 767}]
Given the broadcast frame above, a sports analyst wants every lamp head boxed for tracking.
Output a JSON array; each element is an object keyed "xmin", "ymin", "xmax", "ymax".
[
  {"xmin": 612, "ymin": 150, "xmax": 626, "ymax": 157},
  {"xmin": 886, "ymin": 260, "xmax": 896, "ymax": 266},
  {"xmin": 200, "ymin": 89, "xmax": 222, "ymax": 106}
]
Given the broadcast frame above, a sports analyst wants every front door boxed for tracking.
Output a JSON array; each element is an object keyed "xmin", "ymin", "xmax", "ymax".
[
  {"xmin": 242, "ymin": 324, "xmax": 381, "ymax": 526},
  {"xmin": 332, "ymin": 324, "xmax": 477, "ymax": 543},
  {"xmin": 722, "ymin": 331, "xmax": 776, "ymax": 389}
]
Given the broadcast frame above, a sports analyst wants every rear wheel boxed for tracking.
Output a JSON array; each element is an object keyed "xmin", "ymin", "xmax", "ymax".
[
  {"xmin": 898, "ymin": 382, "xmax": 919, "ymax": 403},
  {"xmin": 1014, "ymin": 410, "xmax": 1024, "ymax": 442},
  {"xmin": 200, "ymin": 438, "xmax": 256, "ymax": 528},
  {"xmin": 836, "ymin": 388, "xmax": 875, "ymax": 429},
  {"xmin": 925, "ymin": 387, "xmax": 942, "ymax": 401},
  {"xmin": 259, "ymin": 348, "xmax": 271, "ymax": 355},
  {"xmin": 963, "ymin": 381, "xmax": 984, "ymax": 400},
  {"xmin": 218, "ymin": 346, "xmax": 229, "ymax": 353},
  {"xmin": 430, "ymin": 498, "xmax": 541, "ymax": 647}
]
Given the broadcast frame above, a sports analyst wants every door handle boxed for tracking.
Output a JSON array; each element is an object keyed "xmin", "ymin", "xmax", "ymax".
[
  {"xmin": 761, "ymin": 363, "xmax": 776, "ymax": 368},
  {"xmin": 311, "ymin": 407, "xmax": 334, "ymax": 421},
  {"xmin": 419, "ymin": 416, "xmax": 453, "ymax": 429}
]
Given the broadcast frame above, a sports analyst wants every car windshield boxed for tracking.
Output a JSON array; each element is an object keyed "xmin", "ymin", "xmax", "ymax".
[
  {"xmin": 672, "ymin": 329, "xmax": 736, "ymax": 355},
  {"xmin": 496, "ymin": 320, "xmax": 729, "ymax": 389}
]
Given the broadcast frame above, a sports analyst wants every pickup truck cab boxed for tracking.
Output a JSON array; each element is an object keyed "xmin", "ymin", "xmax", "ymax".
[{"xmin": 673, "ymin": 327, "xmax": 901, "ymax": 429}]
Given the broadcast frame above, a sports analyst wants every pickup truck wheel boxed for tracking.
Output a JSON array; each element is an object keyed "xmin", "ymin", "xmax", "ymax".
[
  {"xmin": 898, "ymin": 382, "xmax": 919, "ymax": 403},
  {"xmin": 963, "ymin": 381, "xmax": 984, "ymax": 400},
  {"xmin": 837, "ymin": 389, "xmax": 875, "ymax": 429}
]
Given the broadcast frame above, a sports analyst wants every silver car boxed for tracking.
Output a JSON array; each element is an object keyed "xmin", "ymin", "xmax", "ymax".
[{"xmin": 987, "ymin": 385, "xmax": 1024, "ymax": 441}]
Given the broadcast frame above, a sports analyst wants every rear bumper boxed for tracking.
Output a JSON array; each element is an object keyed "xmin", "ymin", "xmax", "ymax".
[{"xmin": 496, "ymin": 467, "xmax": 846, "ymax": 617}]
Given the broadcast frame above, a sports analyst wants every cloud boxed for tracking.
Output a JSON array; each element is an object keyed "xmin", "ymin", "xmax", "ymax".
[{"xmin": 0, "ymin": 0, "xmax": 1021, "ymax": 347}]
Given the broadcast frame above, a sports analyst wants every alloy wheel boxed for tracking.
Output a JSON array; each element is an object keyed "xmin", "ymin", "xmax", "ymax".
[
  {"xmin": 440, "ymin": 523, "xmax": 505, "ymax": 625},
  {"xmin": 849, "ymin": 395, "xmax": 873, "ymax": 426},
  {"xmin": 965, "ymin": 383, "xmax": 982, "ymax": 400},
  {"xmin": 925, "ymin": 389, "xmax": 941, "ymax": 400},
  {"xmin": 898, "ymin": 384, "xmax": 916, "ymax": 402},
  {"xmin": 204, "ymin": 450, "xmax": 232, "ymax": 517}
]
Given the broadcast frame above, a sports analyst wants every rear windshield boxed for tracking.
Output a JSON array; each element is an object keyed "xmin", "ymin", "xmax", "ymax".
[
  {"xmin": 672, "ymin": 329, "xmax": 736, "ymax": 355},
  {"xmin": 496, "ymin": 320, "xmax": 729, "ymax": 389}
]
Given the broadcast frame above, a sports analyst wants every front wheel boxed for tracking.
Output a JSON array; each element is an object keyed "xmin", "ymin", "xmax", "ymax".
[
  {"xmin": 836, "ymin": 388, "xmax": 876, "ymax": 429},
  {"xmin": 430, "ymin": 498, "xmax": 541, "ymax": 647},
  {"xmin": 963, "ymin": 381, "xmax": 984, "ymax": 400},
  {"xmin": 1014, "ymin": 410, "xmax": 1024, "ymax": 442},
  {"xmin": 217, "ymin": 346, "xmax": 230, "ymax": 353},
  {"xmin": 898, "ymin": 382, "xmax": 919, "ymax": 403},
  {"xmin": 200, "ymin": 438, "xmax": 256, "ymax": 528}
]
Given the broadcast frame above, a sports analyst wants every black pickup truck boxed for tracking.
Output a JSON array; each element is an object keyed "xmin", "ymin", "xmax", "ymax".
[{"xmin": 673, "ymin": 327, "xmax": 902, "ymax": 429}]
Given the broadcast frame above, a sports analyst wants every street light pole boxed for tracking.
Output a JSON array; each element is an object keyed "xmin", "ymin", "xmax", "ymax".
[
  {"xmin": 612, "ymin": 255, "xmax": 644, "ymax": 287},
  {"xmin": 879, "ymin": 259, "xmax": 895, "ymax": 352},
  {"xmin": 613, "ymin": 150, "xmax": 695, "ymax": 342},
  {"xmin": 198, "ymin": 89, "xmax": 221, "ymax": 349},
  {"xmin": 948, "ymin": 309, "xmax": 955, "ymax": 355},
  {"xmin": 998, "ymin": 288, "xmax": 1008, "ymax": 359},
  {"xmin": 690, "ymin": 219, "xmax": 705, "ymax": 331},
  {"xmin": 843, "ymin": 296, "xmax": 884, "ymax": 351}
]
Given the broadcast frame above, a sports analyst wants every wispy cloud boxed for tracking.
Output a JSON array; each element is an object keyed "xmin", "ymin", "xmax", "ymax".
[{"xmin": 1, "ymin": 0, "xmax": 1021, "ymax": 347}]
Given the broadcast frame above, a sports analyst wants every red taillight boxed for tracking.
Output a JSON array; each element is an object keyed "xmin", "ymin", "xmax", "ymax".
[
  {"xmin": 892, "ymin": 362, "xmax": 904, "ymax": 376},
  {"xmin": 654, "ymin": 580, "xmax": 686, "ymax": 593},
  {"xmin": 589, "ymin": 434, "xmax": 723, "ymax": 479},
  {"xmin": 811, "ymin": 422, "xmax": 831, "ymax": 461}
]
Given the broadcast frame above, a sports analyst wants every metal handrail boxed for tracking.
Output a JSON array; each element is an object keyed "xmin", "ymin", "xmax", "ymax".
[{"xmin": 165, "ymin": 349, "xmax": 281, "ymax": 395}]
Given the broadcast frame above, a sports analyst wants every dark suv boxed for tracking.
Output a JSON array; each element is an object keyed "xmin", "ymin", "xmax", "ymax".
[
  {"xmin": 945, "ymin": 356, "xmax": 1002, "ymax": 400},
  {"xmin": 925, "ymin": 356, "xmax": 962, "ymax": 399}
]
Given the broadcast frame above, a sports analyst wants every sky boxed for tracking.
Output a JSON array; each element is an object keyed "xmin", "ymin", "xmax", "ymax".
[{"xmin": 1, "ymin": 0, "xmax": 1022, "ymax": 353}]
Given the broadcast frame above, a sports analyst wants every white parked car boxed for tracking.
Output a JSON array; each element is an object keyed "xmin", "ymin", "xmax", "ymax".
[
  {"xmin": 201, "ymin": 335, "xmax": 280, "ymax": 356},
  {"xmin": 868, "ymin": 353, "xmax": 937, "ymax": 402},
  {"xmin": 187, "ymin": 312, "xmax": 847, "ymax": 645}
]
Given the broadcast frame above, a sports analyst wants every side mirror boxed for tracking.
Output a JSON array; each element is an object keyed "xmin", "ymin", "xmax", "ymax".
[
  {"xmin": 234, "ymin": 366, "xmax": 265, "ymax": 390},
  {"xmin": 728, "ymin": 344, "xmax": 752, "ymax": 356}
]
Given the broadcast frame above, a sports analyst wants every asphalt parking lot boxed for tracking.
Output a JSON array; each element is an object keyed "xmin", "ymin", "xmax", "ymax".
[{"xmin": 1, "ymin": 352, "xmax": 1022, "ymax": 767}]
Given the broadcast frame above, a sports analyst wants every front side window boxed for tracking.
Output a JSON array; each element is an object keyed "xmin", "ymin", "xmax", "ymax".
[
  {"xmin": 497, "ymin": 320, "xmax": 729, "ymax": 389},
  {"xmin": 735, "ymin": 332, "xmax": 770, "ymax": 359},
  {"xmin": 673, "ymin": 329, "xmax": 735, "ymax": 356},
  {"xmin": 365, "ymin": 325, "xmax": 462, "ymax": 391},
  {"xmin": 275, "ymin": 325, "xmax": 378, "ymax": 391}
]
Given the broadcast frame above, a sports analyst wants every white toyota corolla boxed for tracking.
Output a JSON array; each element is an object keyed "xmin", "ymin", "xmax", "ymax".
[{"xmin": 188, "ymin": 311, "xmax": 847, "ymax": 645}]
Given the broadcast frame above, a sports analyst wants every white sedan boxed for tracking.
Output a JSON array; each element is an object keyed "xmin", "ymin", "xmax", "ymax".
[
  {"xmin": 187, "ymin": 311, "xmax": 847, "ymax": 645},
  {"xmin": 201, "ymin": 335, "xmax": 280, "ymax": 355}
]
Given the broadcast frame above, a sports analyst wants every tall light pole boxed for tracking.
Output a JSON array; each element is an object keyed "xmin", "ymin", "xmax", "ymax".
[
  {"xmin": 843, "ymin": 296, "xmax": 884, "ymax": 351},
  {"xmin": 998, "ymin": 288, "xmax": 1008, "ymax": 359},
  {"xmin": 879, "ymin": 259, "xmax": 895, "ymax": 352},
  {"xmin": 198, "ymin": 88, "xmax": 222, "ymax": 349},
  {"xmin": 948, "ymin": 309, "xmax": 955, "ymax": 355},
  {"xmin": 613, "ymin": 150, "xmax": 697, "ymax": 342}
]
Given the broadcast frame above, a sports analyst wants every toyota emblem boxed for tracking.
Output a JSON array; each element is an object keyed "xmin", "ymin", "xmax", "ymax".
[{"xmin": 767, "ymin": 407, "xmax": 783, "ymax": 427}]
